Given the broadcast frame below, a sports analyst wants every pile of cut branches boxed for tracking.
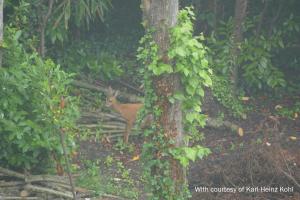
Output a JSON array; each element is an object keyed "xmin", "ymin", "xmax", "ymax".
[{"xmin": 0, "ymin": 167, "xmax": 92, "ymax": 199}]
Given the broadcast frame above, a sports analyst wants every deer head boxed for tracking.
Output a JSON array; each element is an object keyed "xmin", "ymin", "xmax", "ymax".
[{"xmin": 106, "ymin": 86, "xmax": 119, "ymax": 107}]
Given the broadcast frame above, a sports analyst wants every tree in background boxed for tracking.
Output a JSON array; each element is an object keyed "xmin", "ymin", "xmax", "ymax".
[
  {"xmin": 231, "ymin": 0, "xmax": 248, "ymax": 91},
  {"xmin": 38, "ymin": 0, "xmax": 54, "ymax": 57},
  {"xmin": 0, "ymin": 0, "xmax": 3, "ymax": 67},
  {"xmin": 17, "ymin": 0, "xmax": 112, "ymax": 58}
]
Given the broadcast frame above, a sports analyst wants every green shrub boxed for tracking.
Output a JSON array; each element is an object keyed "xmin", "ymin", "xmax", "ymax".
[
  {"xmin": 0, "ymin": 27, "xmax": 79, "ymax": 171},
  {"xmin": 53, "ymin": 41, "xmax": 123, "ymax": 80}
]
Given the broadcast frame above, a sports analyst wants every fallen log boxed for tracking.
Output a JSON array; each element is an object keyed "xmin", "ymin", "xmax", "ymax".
[{"xmin": 205, "ymin": 117, "xmax": 242, "ymax": 134}]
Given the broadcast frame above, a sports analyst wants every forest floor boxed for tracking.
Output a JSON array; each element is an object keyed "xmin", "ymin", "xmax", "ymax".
[{"xmin": 76, "ymin": 85, "xmax": 300, "ymax": 200}]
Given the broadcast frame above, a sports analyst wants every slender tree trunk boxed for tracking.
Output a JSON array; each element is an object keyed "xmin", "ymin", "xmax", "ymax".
[
  {"xmin": 231, "ymin": 0, "xmax": 248, "ymax": 91},
  {"xmin": 142, "ymin": 0, "xmax": 186, "ymax": 196},
  {"xmin": 256, "ymin": 0, "xmax": 269, "ymax": 36},
  {"xmin": 0, "ymin": 0, "xmax": 3, "ymax": 68},
  {"xmin": 207, "ymin": 0, "xmax": 218, "ymax": 31},
  {"xmin": 39, "ymin": 0, "xmax": 53, "ymax": 58},
  {"xmin": 268, "ymin": 0, "xmax": 283, "ymax": 36}
]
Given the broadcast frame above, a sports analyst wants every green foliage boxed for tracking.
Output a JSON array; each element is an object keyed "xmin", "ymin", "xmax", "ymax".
[
  {"xmin": 105, "ymin": 160, "xmax": 139, "ymax": 199},
  {"xmin": 55, "ymin": 42, "xmax": 123, "ymax": 80},
  {"xmin": 47, "ymin": 0, "xmax": 112, "ymax": 43},
  {"xmin": 5, "ymin": 1, "xmax": 38, "ymax": 45},
  {"xmin": 137, "ymin": 7, "xmax": 211, "ymax": 200},
  {"xmin": 113, "ymin": 138, "xmax": 135, "ymax": 154},
  {"xmin": 51, "ymin": 0, "xmax": 112, "ymax": 29},
  {"xmin": 169, "ymin": 145, "xmax": 211, "ymax": 167},
  {"xmin": 208, "ymin": 15, "xmax": 296, "ymax": 92},
  {"xmin": 276, "ymin": 101, "xmax": 300, "ymax": 119},
  {"xmin": 169, "ymin": 7, "xmax": 212, "ymax": 138},
  {"xmin": 211, "ymin": 75, "xmax": 247, "ymax": 118},
  {"xmin": 206, "ymin": 14, "xmax": 299, "ymax": 117},
  {"xmin": 76, "ymin": 159, "xmax": 102, "ymax": 195},
  {"xmin": 241, "ymin": 33, "xmax": 286, "ymax": 90},
  {"xmin": 0, "ymin": 27, "xmax": 79, "ymax": 170}
]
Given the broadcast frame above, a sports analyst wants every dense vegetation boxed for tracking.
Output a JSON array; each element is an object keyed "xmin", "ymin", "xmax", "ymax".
[{"xmin": 0, "ymin": 0, "xmax": 299, "ymax": 199}]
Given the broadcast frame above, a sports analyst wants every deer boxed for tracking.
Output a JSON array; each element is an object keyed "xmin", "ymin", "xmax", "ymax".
[{"xmin": 106, "ymin": 87, "xmax": 144, "ymax": 143}]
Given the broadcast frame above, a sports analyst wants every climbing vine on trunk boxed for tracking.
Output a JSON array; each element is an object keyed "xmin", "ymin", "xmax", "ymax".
[{"xmin": 138, "ymin": 7, "xmax": 212, "ymax": 199}]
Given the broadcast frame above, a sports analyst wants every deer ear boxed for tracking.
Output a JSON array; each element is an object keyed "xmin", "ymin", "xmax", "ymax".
[
  {"xmin": 114, "ymin": 90, "xmax": 119, "ymax": 97},
  {"xmin": 108, "ymin": 86, "xmax": 113, "ymax": 95}
]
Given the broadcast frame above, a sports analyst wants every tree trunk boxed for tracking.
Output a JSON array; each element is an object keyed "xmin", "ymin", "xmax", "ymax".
[
  {"xmin": 0, "ymin": 0, "xmax": 3, "ymax": 68},
  {"xmin": 256, "ymin": 0, "xmax": 269, "ymax": 36},
  {"xmin": 207, "ymin": 0, "xmax": 218, "ymax": 31},
  {"xmin": 231, "ymin": 0, "xmax": 248, "ymax": 91},
  {"xmin": 142, "ymin": 0, "xmax": 186, "ymax": 196},
  {"xmin": 38, "ymin": 0, "xmax": 53, "ymax": 58}
]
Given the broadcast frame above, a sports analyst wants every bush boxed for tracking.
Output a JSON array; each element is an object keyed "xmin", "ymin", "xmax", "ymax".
[{"xmin": 0, "ymin": 27, "xmax": 79, "ymax": 171}]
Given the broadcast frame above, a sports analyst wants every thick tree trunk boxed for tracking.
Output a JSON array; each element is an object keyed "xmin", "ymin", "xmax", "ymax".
[
  {"xmin": 142, "ymin": 0, "xmax": 186, "ymax": 195},
  {"xmin": 231, "ymin": 0, "xmax": 248, "ymax": 91},
  {"xmin": 0, "ymin": 0, "xmax": 3, "ymax": 68}
]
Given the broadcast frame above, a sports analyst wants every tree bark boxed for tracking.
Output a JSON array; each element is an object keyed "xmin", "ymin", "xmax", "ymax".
[
  {"xmin": 0, "ymin": 0, "xmax": 3, "ymax": 68},
  {"xmin": 231, "ymin": 0, "xmax": 248, "ymax": 91},
  {"xmin": 142, "ymin": 0, "xmax": 186, "ymax": 196}
]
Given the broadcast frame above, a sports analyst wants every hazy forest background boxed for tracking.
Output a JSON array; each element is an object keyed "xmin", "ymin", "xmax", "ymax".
[{"xmin": 0, "ymin": 0, "xmax": 299, "ymax": 199}]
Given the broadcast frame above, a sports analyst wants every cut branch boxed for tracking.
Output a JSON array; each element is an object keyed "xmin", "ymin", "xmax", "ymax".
[
  {"xmin": 25, "ymin": 184, "xmax": 73, "ymax": 199},
  {"xmin": 0, "ymin": 167, "xmax": 25, "ymax": 179},
  {"xmin": 0, "ymin": 197, "xmax": 38, "ymax": 200},
  {"xmin": 72, "ymin": 80, "xmax": 142, "ymax": 102}
]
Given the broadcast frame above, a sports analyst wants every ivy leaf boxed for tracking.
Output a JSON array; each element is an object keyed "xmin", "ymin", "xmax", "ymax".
[
  {"xmin": 186, "ymin": 112, "xmax": 197, "ymax": 123},
  {"xmin": 183, "ymin": 68, "xmax": 190, "ymax": 76},
  {"xmin": 189, "ymin": 77, "xmax": 199, "ymax": 88},
  {"xmin": 168, "ymin": 97, "xmax": 175, "ymax": 104},
  {"xmin": 179, "ymin": 156, "xmax": 190, "ymax": 167},
  {"xmin": 201, "ymin": 59, "xmax": 208, "ymax": 67},
  {"xmin": 173, "ymin": 92, "xmax": 185, "ymax": 100},
  {"xmin": 175, "ymin": 47, "xmax": 186, "ymax": 57},
  {"xmin": 184, "ymin": 147, "xmax": 197, "ymax": 162},
  {"xmin": 186, "ymin": 85, "xmax": 195, "ymax": 95},
  {"xmin": 194, "ymin": 105, "xmax": 201, "ymax": 112},
  {"xmin": 278, "ymin": 40, "xmax": 284, "ymax": 48},
  {"xmin": 197, "ymin": 88, "xmax": 204, "ymax": 97},
  {"xmin": 160, "ymin": 63, "xmax": 173, "ymax": 73},
  {"xmin": 196, "ymin": 146, "xmax": 211, "ymax": 159},
  {"xmin": 175, "ymin": 63, "xmax": 185, "ymax": 72}
]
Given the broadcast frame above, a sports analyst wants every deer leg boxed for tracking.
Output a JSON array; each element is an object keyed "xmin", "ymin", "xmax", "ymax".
[{"xmin": 124, "ymin": 122, "xmax": 132, "ymax": 143}]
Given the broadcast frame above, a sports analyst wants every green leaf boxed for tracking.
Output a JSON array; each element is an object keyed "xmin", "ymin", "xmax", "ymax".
[
  {"xmin": 184, "ymin": 147, "xmax": 197, "ymax": 162},
  {"xmin": 183, "ymin": 68, "xmax": 189, "ymax": 76},
  {"xmin": 179, "ymin": 157, "xmax": 189, "ymax": 167},
  {"xmin": 159, "ymin": 63, "xmax": 173, "ymax": 73},
  {"xmin": 175, "ymin": 47, "xmax": 186, "ymax": 57},
  {"xmin": 197, "ymin": 88, "xmax": 204, "ymax": 97},
  {"xmin": 186, "ymin": 112, "xmax": 196, "ymax": 123},
  {"xmin": 173, "ymin": 92, "xmax": 185, "ymax": 101},
  {"xmin": 201, "ymin": 59, "xmax": 208, "ymax": 67}
]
